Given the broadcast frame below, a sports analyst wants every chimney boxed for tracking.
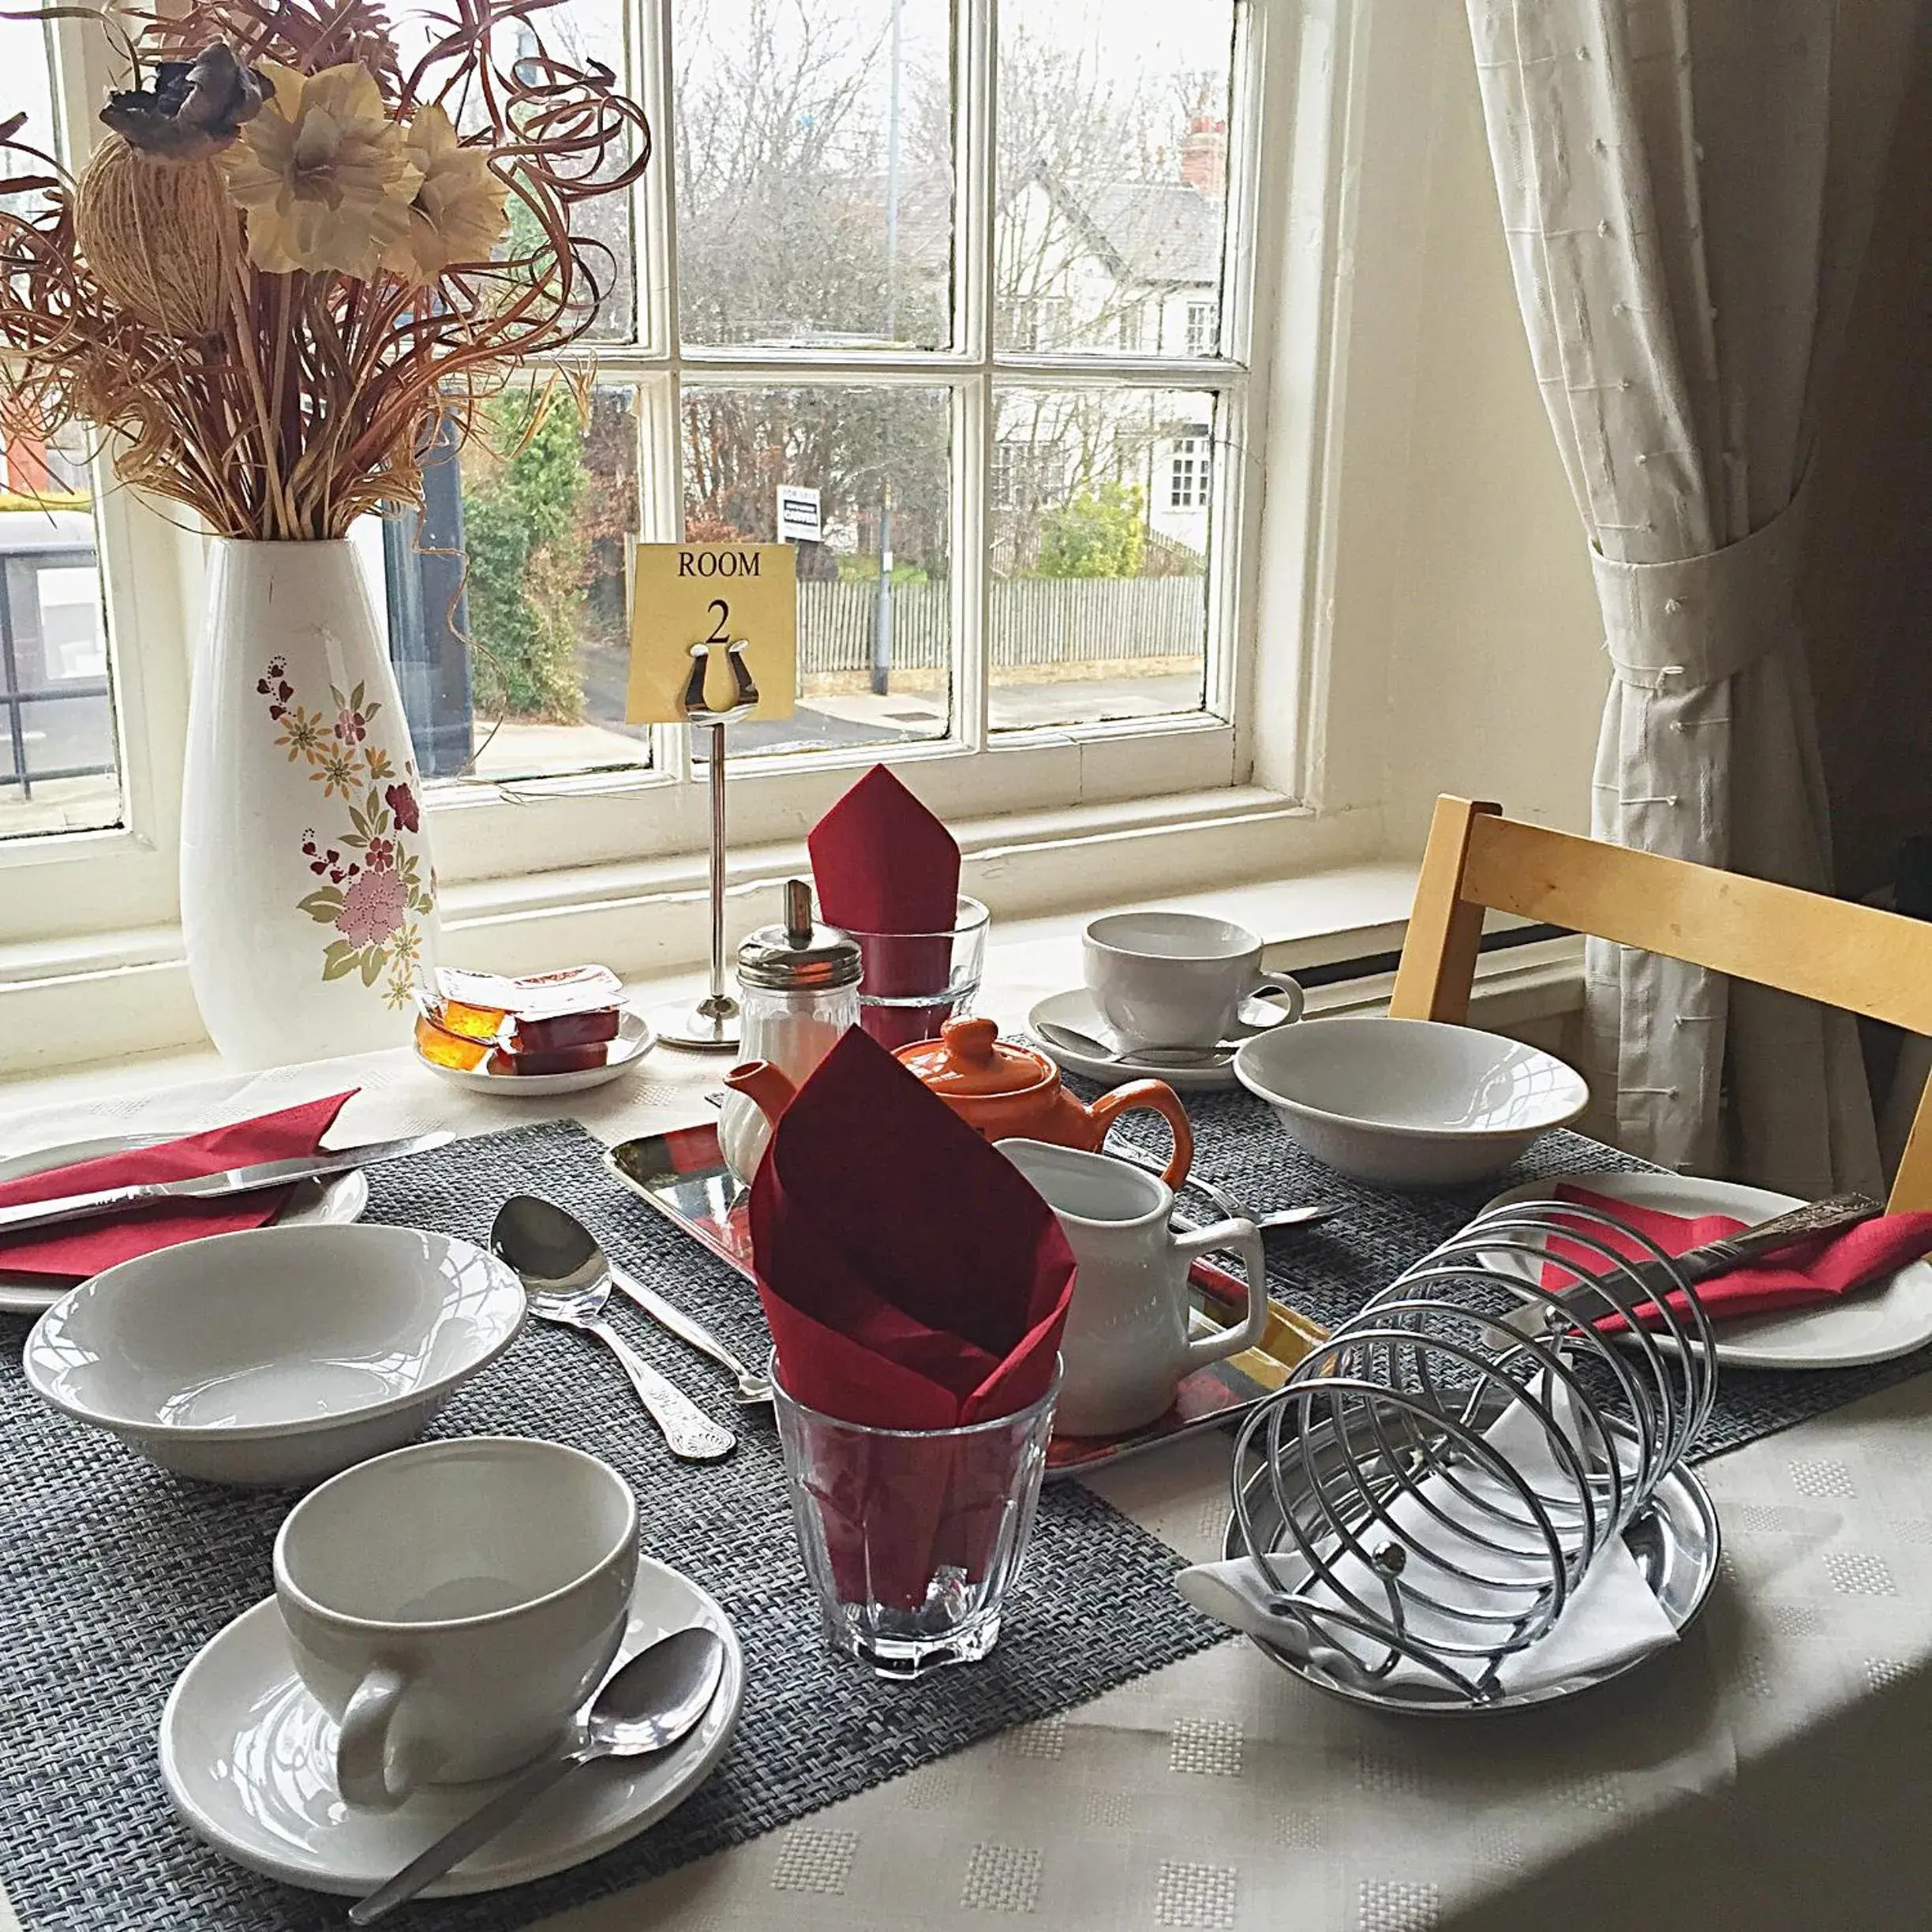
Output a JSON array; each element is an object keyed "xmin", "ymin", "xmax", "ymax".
[{"xmin": 1179, "ymin": 114, "xmax": 1226, "ymax": 197}]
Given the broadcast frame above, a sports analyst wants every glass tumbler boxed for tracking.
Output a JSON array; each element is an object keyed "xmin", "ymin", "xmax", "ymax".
[
  {"xmin": 771, "ymin": 1355, "xmax": 1060, "ymax": 1679},
  {"xmin": 844, "ymin": 894, "xmax": 990, "ymax": 1049}
]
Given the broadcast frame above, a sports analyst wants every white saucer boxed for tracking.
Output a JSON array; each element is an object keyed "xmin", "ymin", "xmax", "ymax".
[
  {"xmin": 417, "ymin": 1011, "xmax": 657, "ymax": 1097},
  {"xmin": 0, "ymin": 1135, "xmax": 367, "ymax": 1317},
  {"xmin": 160, "ymin": 1558, "xmax": 743, "ymax": 1898},
  {"xmin": 1481, "ymin": 1171, "xmax": 1932, "ymax": 1370},
  {"xmin": 1026, "ymin": 987, "xmax": 1292, "ymax": 1092}
]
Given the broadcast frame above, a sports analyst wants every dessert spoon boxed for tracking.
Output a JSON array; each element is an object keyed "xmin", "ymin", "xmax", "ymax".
[{"xmin": 492, "ymin": 1196, "xmax": 736, "ymax": 1461}]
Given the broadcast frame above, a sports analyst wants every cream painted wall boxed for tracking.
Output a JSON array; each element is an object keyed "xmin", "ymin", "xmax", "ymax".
[
  {"xmin": 1264, "ymin": 7, "xmax": 1608, "ymax": 852},
  {"xmin": 1377, "ymin": 24, "xmax": 1606, "ymax": 850}
]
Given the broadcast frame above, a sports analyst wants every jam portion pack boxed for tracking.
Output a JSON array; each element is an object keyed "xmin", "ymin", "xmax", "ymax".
[{"xmin": 415, "ymin": 964, "xmax": 623, "ymax": 1075}]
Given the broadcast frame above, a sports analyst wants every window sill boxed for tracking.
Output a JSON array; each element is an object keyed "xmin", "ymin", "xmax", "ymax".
[{"xmin": 0, "ymin": 784, "xmax": 1576, "ymax": 1083}]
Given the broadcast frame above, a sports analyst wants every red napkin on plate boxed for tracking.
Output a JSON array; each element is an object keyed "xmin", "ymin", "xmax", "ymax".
[
  {"xmin": 749, "ymin": 1028, "xmax": 1074, "ymax": 1603},
  {"xmin": 1540, "ymin": 1181, "xmax": 1932, "ymax": 1332},
  {"xmin": 808, "ymin": 764, "xmax": 961, "ymax": 1050},
  {"xmin": 0, "ymin": 1091, "xmax": 358, "ymax": 1283}
]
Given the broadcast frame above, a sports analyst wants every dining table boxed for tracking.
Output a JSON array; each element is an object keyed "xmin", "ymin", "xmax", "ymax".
[{"xmin": 6, "ymin": 954, "xmax": 1932, "ymax": 1932}]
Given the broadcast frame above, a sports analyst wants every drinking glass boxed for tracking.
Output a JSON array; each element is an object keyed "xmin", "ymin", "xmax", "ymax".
[
  {"xmin": 844, "ymin": 894, "xmax": 990, "ymax": 1048},
  {"xmin": 770, "ymin": 1354, "xmax": 1059, "ymax": 1678}
]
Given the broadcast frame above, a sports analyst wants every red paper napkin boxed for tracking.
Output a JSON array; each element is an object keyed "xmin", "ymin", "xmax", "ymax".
[
  {"xmin": 0, "ymin": 1091, "xmax": 358, "ymax": 1283},
  {"xmin": 1540, "ymin": 1181, "xmax": 1932, "ymax": 1332},
  {"xmin": 808, "ymin": 764, "xmax": 961, "ymax": 1050},
  {"xmin": 749, "ymin": 1029, "xmax": 1074, "ymax": 1603}
]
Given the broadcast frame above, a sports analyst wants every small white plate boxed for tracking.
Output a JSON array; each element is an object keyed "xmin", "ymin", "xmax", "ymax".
[
  {"xmin": 1480, "ymin": 1171, "xmax": 1932, "ymax": 1370},
  {"xmin": 416, "ymin": 1010, "xmax": 656, "ymax": 1097},
  {"xmin": 0, "ymin": 1135, "xmax": 367, "ymax": 1318},
  {"xmin": 160, "ymin": 1558, "xmax": 743, "ymax": 1898},
  {"xmin": 1026, "ymin": 987, "xmax": 1291, "ymax": 1093}
]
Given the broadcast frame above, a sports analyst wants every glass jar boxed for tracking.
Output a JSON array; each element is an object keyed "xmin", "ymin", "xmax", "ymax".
[{"xmin": 718, "ymin": 880, "xmax": 862, "ymax": 1184}]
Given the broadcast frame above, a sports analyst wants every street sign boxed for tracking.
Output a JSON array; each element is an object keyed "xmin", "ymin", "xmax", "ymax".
[{"xmin": 776, "ymin": 485, "xmax": 822, "ymax": 544}]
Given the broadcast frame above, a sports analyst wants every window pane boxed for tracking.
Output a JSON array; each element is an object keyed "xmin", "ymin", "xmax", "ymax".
[
  {"xmin": 674, "ymin": 0, "xmax": 953, "ymax": 350},
  {"xmin": 996, "ymin": 0, "xmax": 1234, "ymax": 358},
  {"xmin": 988, "ymin": 388, "xmax": 1215, "ymax": 732},
  {"xmin": 378, "ymin": 386, "xmax": 646, "ymax": 786},
  {"xmin": 680, "ymin": 384, "xmax": 952, "ymax": 754},
  {"xmin": 0, "ymin": 17, "xmax": 124, "ymax": 842}
]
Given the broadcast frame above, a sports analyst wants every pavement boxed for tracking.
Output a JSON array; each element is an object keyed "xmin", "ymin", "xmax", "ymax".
[
  {"xmin": 471, "ymin": 644, "xmax": 1208, "ymax": 779},
  {"xmin": 0, "ymin": 661, "xmax": 1208, "ymax": 841}
]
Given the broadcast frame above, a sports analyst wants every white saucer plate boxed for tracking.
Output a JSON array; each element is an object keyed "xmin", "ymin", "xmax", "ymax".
[
  {"xmin": 0, "ymin": 1134, "xmax": 367, "ymax": 1318},
  {"xmin": 417, "ymin": 1011, "xmax": 656, "ymax": 1097},
  {"xmin": 1481, "ymin": 1171, "xmax": 1932, "ymax": 1370},
  {"xmin": 160, "ymin": 1557, "xmax": 743, "ymax": 1898},
  {"xmin": 1026, "ymin": 987, "xmax": 1291, "ymax": 1093}
]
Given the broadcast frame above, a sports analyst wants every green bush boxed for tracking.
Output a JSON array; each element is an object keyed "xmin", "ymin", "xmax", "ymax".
[
  {"xmin": 463, "ymin": 389, "xmax": 589, "ymax": 721},
  {"xmin": 1035, "ymin": 481, "xmax": 1145, "ymax": 578}
]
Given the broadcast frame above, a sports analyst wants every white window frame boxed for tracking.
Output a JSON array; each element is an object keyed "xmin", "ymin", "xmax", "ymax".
[{"xmin": 2, "ymin": 0, "xmax": 1380, "ymax": 965}]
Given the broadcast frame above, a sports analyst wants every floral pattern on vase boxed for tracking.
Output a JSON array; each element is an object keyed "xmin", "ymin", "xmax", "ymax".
[{"xmin": 255, "ymin": 657, "xmax": 433, "ymax": 1009}]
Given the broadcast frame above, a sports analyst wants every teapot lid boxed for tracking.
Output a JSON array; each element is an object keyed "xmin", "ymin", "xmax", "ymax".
[{"xmin": 896, "ymin": 1017, "xmax": 1056, "ymax": 1098}]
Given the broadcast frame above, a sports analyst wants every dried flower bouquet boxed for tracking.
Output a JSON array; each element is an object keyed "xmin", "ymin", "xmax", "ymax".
[{"xmin": 0, "ymin": 0, "xmax": 650, "ymax": 539}]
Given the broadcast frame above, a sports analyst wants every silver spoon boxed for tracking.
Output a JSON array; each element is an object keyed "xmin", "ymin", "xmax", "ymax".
[
  {"xmin": 1106, "ymin": 1143, "xmax": 1336, "ymax": 1233},
  {"xmin": 348, "ymin": 1626, "xmax": 728, "ymax": 1925},
  {"xmin": 496, "ymin": 1193, "xmax": 770, "ymax": 1405},
  {"xmin": 1035, "ymin": 1019, "xmax": 1245, "ymax": 1066},
  {"xmin": 492, "ymin": 1197, "xmax": 736, "ymax": 1462}
]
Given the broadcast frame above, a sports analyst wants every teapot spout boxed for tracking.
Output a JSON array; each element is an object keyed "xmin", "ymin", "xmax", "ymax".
[{"xmin": 724, "ymin": 1058, "xmax": 798, "ymax": 1128}]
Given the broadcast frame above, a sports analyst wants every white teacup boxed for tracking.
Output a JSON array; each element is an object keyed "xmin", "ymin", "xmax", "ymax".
[
  {"xmin": 273, "ymin": 1435, "xmax": 638, "ymax": 1810},
  {"xmin": 998, "ymin": 1140, "xmax": 1268, "ymax": 1438},
  {"xmin": 1083, "ymin": 910, "xmax": 1304, "ymax": 1051}
]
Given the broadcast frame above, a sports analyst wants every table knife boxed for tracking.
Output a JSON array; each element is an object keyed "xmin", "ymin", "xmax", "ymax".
[
  {"xmin": 0, "ymin": 1131, "xmax": 456, "ymax": 1237},
  {"xmin": 1526, "ymin": 1190, "xmax": 1884, "ymax": 1330}
]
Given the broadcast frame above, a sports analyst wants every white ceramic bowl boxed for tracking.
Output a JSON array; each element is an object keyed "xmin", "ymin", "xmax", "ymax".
[
  {"xmin": 1233, "ymin": 1016, "xmax": 1589, "ymax": 1188},
  {"xmin": 22, "ymin": 1225, "xmax": 526, "ymax": 1486}
]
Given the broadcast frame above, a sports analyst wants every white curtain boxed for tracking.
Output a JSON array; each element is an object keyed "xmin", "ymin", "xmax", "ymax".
[{"xmin": 1465, "ymin": 0, "xmax": 1921, "ymax": 1196}]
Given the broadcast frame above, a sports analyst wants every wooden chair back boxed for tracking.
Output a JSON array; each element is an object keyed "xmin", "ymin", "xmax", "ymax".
[{"xmin": 1388, "ymin": 796, "xmax": 1932, "ymax": 1212}]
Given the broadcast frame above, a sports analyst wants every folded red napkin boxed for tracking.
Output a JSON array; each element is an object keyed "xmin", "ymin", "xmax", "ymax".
[
  {"xmin": 0, "ymin": 1091, "xmax": 358, "ymax": 1283},
  {"xmin": 808, "ymin": 764, "xmax": 961, "ymax": 1050},
  {"xmin": 1540, "ymin": 1181, "xmax": 1932, "ymax": 1332},
  {"xmin": 750, "ymin": 1028, "xmax": 1074, "ymax": 1603}
]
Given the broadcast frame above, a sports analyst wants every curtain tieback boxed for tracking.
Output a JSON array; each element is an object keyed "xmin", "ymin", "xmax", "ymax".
[{"xmin": 1591, "ymin": 479, "xmax": 1811, "ymax": 692}]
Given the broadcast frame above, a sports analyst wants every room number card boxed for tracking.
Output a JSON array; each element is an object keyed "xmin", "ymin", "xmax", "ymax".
[{"xmin": 626, "ymin": 541, "xmax": 797, "ymax": 724}]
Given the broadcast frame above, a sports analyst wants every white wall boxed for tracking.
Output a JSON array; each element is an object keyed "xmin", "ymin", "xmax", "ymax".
[
  {"xmin": 1378, "ymin": 34, "xmax": 1607, "ymax": 849},
  {"xmin": 1249, "ymin": 4, "xmax": 1606, "ymax": 856}
]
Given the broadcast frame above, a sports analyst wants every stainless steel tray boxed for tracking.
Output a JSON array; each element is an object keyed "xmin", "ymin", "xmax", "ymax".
[{"xmin": 604, "ymin": 1125, "xmax": 1327, "ymax": 1478}]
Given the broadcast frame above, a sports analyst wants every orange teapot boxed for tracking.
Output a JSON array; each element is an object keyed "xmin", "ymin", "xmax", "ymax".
[{"xmin": 724, "ymin": 1017, "xmax": 1193, "ymax": 1187}]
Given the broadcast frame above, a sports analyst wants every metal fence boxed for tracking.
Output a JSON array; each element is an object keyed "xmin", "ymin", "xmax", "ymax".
[
  {"xmin": 0, "ymin": 543, "xmax": 115, "ymax": 800},
  {"xmin": 797, "ymin": 576, "xmax": 1205, "ymax": 676}
]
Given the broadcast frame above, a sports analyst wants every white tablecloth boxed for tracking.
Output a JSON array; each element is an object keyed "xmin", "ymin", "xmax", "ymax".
[{"xmin": 5, "ymin": 1032, "xmax": 1931, "ymax": 1932}]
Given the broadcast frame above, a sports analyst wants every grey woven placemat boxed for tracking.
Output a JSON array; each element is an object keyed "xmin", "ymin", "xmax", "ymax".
[{"xmin": 0, "ymin": 1120, "xmax": 1225, "ymax": 1932}]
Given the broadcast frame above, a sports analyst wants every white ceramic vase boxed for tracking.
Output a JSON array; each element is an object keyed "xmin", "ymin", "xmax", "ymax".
[{"xmin": 181, "ymin": 539, "xmax": 440, "ymax": 1068}]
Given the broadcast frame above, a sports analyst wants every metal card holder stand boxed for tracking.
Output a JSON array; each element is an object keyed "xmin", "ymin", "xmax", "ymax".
[{"xmin": 647, "ymin": 639, "xmax": 760, "ymax": 1052}]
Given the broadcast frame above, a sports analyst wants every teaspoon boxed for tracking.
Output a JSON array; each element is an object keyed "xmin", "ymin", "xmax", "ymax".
[
  {"xmin": 348, "ymin": 1626, "xmax": 728, "ymax": 1924},
  {"xmin": 1035, "ymin": 1019, "xmax": 1245, "ymax": 1066}
]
